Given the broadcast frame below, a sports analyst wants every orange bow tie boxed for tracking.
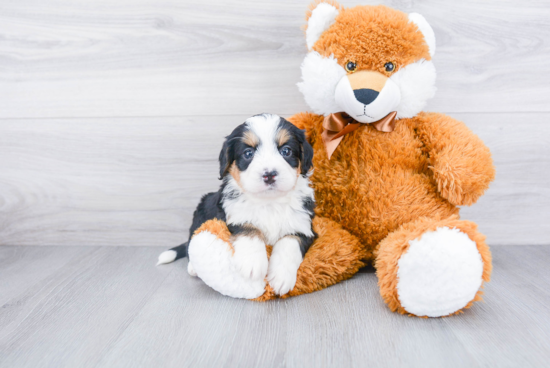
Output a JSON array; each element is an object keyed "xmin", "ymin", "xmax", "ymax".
[{"xmin": 321, "ymin": 111, "xmax": 397, "ymax": 159}]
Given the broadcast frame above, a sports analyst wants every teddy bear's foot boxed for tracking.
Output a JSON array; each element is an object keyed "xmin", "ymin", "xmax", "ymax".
[
  {"xmin": 188, "ymin": 219, "xmax": 266, "ymax": 299},
  {"xmin": 375, "ymin": 216, "xmax": 492, "ymax": 317}
]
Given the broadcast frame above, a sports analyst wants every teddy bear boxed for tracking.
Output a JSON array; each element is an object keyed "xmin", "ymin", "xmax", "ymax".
[{"xmin": 187, "ymin": 1, "xmax": 495, "ymax": 317}]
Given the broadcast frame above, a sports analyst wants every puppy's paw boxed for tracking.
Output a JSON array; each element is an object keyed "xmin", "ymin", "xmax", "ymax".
[
  {"xmin": 232, "ymin": 236, "xmax": 268, "ymax": 281},
  {"xmin": 267, "ymin": 237, "xmax": 303, "ymax": 296},
  {"xmin": 267, "ymin": 257, "xmax": 297, "ymax": 296}
]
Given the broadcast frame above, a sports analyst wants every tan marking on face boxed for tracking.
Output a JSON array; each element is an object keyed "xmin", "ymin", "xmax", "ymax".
[
  {"xmin": 276, "ymin": 128, "xmax": 291, "ymax": 147},
  {"xmin": 348, "ymin": 70, "xmax": 388, "ymax": 92},
  {"xmin": 229, "ymin": 162, "xmax": 241, "ymax": 186},
  {"xmin": 242, "ymin": 130, "xmax": 259, "ymax": 147}
]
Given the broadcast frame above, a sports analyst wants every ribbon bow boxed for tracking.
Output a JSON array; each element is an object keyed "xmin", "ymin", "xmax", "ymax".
[{"xmin": 321, "ymin": 111, "xmax": 397, "ymax": 159}]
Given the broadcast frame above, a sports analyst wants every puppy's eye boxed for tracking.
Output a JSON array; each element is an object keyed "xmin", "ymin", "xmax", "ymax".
[
  {"xmin": 384, "ymin": 62, "xmax": 395, "ymax": 73},
  {"xmin": 279, "ymin": 146, "xmax": 292, "ymax": 157},
  {"xmin": 345, "ymin": 61, "xmax": 357, "ymax": 73},
  {"xmin": 243, "ymin": 148, "xmax": 254, "ymax": 160}
]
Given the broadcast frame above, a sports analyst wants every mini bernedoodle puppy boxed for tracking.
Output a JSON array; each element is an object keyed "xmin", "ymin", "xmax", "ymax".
[{"xmin": 158, "ymin": 113, "xmax": 316, "ymax": 296}]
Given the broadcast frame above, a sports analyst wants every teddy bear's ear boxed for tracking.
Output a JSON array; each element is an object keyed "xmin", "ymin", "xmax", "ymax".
[
  {"xmin": 408, "ymin": 13, "xmax": 436, "ymax": 57},
  {"xmin": 305, "ymin": 1, "xmax": 341, "ymax": 51}
]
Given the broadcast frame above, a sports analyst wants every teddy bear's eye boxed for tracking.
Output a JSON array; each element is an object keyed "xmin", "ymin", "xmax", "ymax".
[
  {"xmin": 345, "ymin": 61, "xmax": 357, "ymax": 73},
  {"xmin": 384, "ymin": 62, "xmax": 395, "ymax": 73}
]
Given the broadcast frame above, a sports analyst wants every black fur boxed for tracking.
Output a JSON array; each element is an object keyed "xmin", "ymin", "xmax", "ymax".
[
  {"xmin": 219, "ymin": 124, "xmax": 254, "ymax": 179},
  {"xmin": 227, "ymin": 223, "xmax": 263, "ymax": 240},
  {"xmin": 276, "ymin": 117, "xmax": 314, "ymax": 177},
  {"xmin": 187, "ymin": 190, "xmax": 227, "ymax": 242},
  {"xmin": 302, "ymin": 197, "xmax": 316, "ymax": 220},
  {"xmin": 168, "ymin": 241, "xmax": 189, "ymax": 259},
  {"xmin": 292, "ymin": 232, "xmax": 317, "ymax": 257}
]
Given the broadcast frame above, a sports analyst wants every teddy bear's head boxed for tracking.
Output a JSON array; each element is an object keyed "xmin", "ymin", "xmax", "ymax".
[{"xmin": 298, "ymin": 1, "xmax": 437, "ymax": 124}]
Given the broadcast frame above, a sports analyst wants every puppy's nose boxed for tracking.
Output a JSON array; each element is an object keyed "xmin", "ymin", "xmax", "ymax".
[
  {"xmin": 262, "ymin": 171, "xmax": 277, "ymax": 185},
  {"xmin": 353, "ymin": 88, "xmax": 379, "ymax": 105}
]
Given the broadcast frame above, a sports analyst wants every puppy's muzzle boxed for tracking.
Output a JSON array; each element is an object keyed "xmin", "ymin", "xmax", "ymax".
[{"xmin": 263, "ymin": 171, "xmax": 277, "ymax": 185}]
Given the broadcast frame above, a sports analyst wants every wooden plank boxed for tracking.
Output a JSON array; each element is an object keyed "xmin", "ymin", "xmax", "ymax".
[
  {"xmin": 0, "ymin": 113, "xmax": 548, "ymax": 246},
  {"xmin": 0, "ymin": 246, "xmax": 170, "ymax": 368},
  {"xmin": 0, "ymin": 0, "xmax": 549, "ymax": 118},
  {"xmin": 0, "ymin": 246, "xmax": 549, "ymax": 367},
  {"xmin": 442, "ymin": 245, "xmax": 550, "ymax": 367},
  {"xmin": 459, "ymin": 112, "xmax": 550, "ymax": 245},
  {"xmin": 0, "ymin": 246, "xmax": 90, "ymax": 306}
]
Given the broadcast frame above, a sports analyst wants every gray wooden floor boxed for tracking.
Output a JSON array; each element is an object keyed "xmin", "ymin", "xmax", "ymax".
[{"xmin": 0, "ymin": 245, "xmax": 549, "ymax": 368}]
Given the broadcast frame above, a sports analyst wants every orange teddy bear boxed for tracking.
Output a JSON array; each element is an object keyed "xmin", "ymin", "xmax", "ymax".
[{"xmin": 185, "ymin": 1, "xmax": 495, "ymax": 317}]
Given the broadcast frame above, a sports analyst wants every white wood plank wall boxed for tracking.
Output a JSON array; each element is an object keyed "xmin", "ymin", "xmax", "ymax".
[{"xmin": 0, "ymin": 0, "xmax": 549, "ymax": 246}]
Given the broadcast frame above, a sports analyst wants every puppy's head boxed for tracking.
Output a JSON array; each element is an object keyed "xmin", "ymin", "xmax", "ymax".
[{"xmin": 219, "ymin": 114, "xmax": 313, "ymax": 197}]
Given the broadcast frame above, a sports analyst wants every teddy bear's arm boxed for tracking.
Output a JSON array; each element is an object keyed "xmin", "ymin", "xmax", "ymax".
[{"xmin": 415, "ymin": 112, "xmax": 495, "ymax": 206}]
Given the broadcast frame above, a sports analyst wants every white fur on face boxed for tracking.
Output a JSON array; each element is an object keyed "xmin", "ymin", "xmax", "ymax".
[
  {"xmin": 390, "ymin": 59, "xmax": 437, "ymax": 119},
  {"xmin": 297, "ymin": 52, "xmax": 346, "ymax": 116},
  {"xmin": 239, "ymin": 115, "xmax": 299, "ymax": 197},
  {"xmin": 334, "ymin": 75, "xmax": 401, "ymax": 123},
  {"xmin": 298, "ymin": 52, "xmax": 436, "ymax": 121}
]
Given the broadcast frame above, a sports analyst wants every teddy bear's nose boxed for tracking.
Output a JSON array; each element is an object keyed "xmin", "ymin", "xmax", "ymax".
[{"xmin": 353, "ymin": 88, "xmax": 379, "ymax": 105}]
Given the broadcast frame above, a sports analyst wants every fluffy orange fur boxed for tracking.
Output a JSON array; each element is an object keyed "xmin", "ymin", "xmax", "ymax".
[
  {"xmin": 288, "ymin": 1, "xmax": 493, "ymax": 316},
  {"xmin": 193, "ymin": 2, "xmax": 495, "ymax": 316},
  {"xmin": 311, "ymin": 4, "xmax": 431, "ymax": 75},
  {"xmin": 374, "ymin": 215, "xmax": 492, "ymax": 316}
]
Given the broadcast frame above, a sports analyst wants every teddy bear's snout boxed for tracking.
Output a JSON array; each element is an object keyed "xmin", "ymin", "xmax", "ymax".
[
  {"xmin": 353, "ymin": 88, "xmax": 379, "ymax": 105},
  {"xmin": 335, "ymin": 70, "xmax": 401, "ymax": 124}
]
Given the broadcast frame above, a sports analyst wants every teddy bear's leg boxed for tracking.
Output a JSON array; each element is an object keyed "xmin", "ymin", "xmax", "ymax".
[
  {"xmin": 278, "ymin": 216, "xmax": 370, "ymax": 298},
  {"xmin": 375, "ymin": 216, "xmax": 492, "ymax": 317},
  {"xmin": 187, "ymin": 219, "xmax": 267, "ymax": 299}
]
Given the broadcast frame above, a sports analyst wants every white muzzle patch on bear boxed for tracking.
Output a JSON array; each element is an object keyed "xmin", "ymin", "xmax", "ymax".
[
  {"xmin": 298, "ymin": 51, "xmax": 436, "ymax": 123},
  {"xmin": 334, "ymin": 74, "xmax": 401, "ymax": 123}
]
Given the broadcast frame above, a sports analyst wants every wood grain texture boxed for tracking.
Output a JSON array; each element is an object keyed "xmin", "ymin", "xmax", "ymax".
[
  {"xmin": 0, "ymin": 113, "xmax": 548, "ymax": 247},
  {"xmin": 0, "ymin": 245, "xmax": 549, "ymax": 368},
  {"xmin": 0, "ymin": 0, "xmax": 549, "ymax": 118}
]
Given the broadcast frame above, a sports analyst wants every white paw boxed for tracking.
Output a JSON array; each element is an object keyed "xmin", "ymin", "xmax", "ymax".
[
  {"xmin": 267, "ymin": 237, "xmax": 303, "ymax": 295},
  {"xmin": 188, "ymin": 231, "xmax": 266, "ymax": 299},
  {"xmin": 231, "ymin": 236, "xmax": 268, "ymax": 281},
  {"xmin": 187, "ymin": 261, "xmax": 197, "ymax": 277},
  {"xmin": 397, "ymin": 227, "xmax": 484, "ymax": 317}
]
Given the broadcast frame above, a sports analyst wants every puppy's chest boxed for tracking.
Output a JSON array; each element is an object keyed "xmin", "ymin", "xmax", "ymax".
[{"xmin": 224, "ymin": 199, "xmax": 311, "ymax": 245}]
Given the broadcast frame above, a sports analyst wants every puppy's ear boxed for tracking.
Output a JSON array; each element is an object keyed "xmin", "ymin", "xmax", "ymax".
[
  {"xmin": 299, "ymin": 130, "xmax": 314, "ymax": 176},
  {"xmin": 218, "ymin": 137, "xmax": 233, "ymax": 180}
]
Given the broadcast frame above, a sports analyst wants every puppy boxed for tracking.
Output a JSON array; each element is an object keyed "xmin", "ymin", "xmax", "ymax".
[{"xmin": 158, "ymin": 113, "xmax": 316, "ymax": 295}]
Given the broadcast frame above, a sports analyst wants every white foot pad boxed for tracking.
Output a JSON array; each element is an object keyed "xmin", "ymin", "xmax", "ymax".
[
  {"xmin": 188, "ymin": 231, "xmax": 266, "ymax": 299},
  {"xmin": 397, "ymin": 227, "xmax": 483, "ymax": 317},
  {"xmin": 187, "ymin": 261, "xmax": 197, "ymax": 277}
]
